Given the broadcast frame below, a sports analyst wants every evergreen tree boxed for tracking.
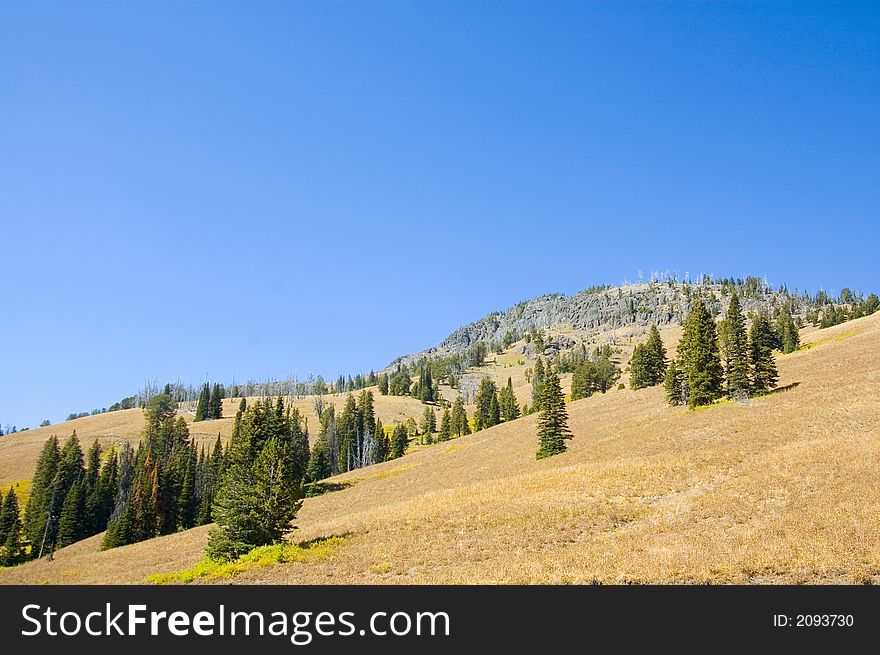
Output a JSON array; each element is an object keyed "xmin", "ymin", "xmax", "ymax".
[
  {"xmin": 305, "ymin": 440, "xmax": 332, "ymax": 483},
  {"xmin": 535, "ymin": 370, "xmax": 573, "ymax": 459},
  {"xmin": 438, "ymin": 408, "xmax": 453, "ymax": 441},
  {"xmin": 209, "ymin": 383, "xmax": 224, "ymax": 420},
  {"xmin": 337, "ymin": 395, "xmax": 358, "ymax": 473},
  {"xmin": 774, "ymin": 308, "xmax": 800, "ymax": 354},
  {"xmin": 177, "ymin": 441, "xmax": 198, "ymax": 530},
  {"xmin": 531, "ymin": 357, "xmax": 546, "ymax": 412},
  {"xmin": 194, "ymin": 383, "xmax": 210, "ymax": 422},
  {"xmin": 720, "ymin": 291, "xmax": 751, "ymax": 395},
  {"xmin": 57, "ymin": 480, "xmax": 86, "ymax": 548},
  {"xmin": 390, "ymin": 423, "xmax": 409, "ymax": 459},
  {"xmin": 0, "ymin": 488, "xmax": 20, "ymax": 547},
  {"xmin": 82, "ymin": 439, "xmax": 102, "ymax": 533},
  {"xmin": 102, "ymin": 502, "xmax": 136, "ymax": 550},
  {"xmin": 664, "ymin": 359, "xmax": 686, "ymax": 406},
  {"xmin": 24, "ymin": 435, "xmax": 60, "ymax": 555},
  {"xmin": 498, "ymin": 377, "xmax": 521, "ymax": 421},
  {"xmin": 0, "ymin": 489, "xmax": 25, "ymax": 567},
  {"xmin": 90, "ymin": 451, "xmax": 118, "ymax": 534},
  {"xmin": 644, "ymin": 324, "xmax": 668, "ymax": 383},
  {"xmin": 415, "ymin": 365, "xmax": 436, "ymax": 403},
  {"xmin": 630, "ymin": 326, "xmax": 667, "ymax": 390},
  {"xmin": 421, "ymin": 406, "xmax": 437, "ymax": 441},
  {"xmin": 450, "ymin": 397, "xmax": 470, "ymax": 437},
  {"xmin": 207, "ymin": 398, "xmax": 303, "ymax": 561},
  {"xmin": 628, "ymin": 342, "xmax": 651, "ymax": 390},
  {"xmin": 101, "ymin": 393, "xmax": 194, "ymax": 548},
  {"xmin": 290, "ymin": 408, "xmax": 311, "ymax": 483},
  {"xmin": 750, "ymin": 313, "xmax": 779, "ymax": 393},
  {"xmin": 677, "ymin": 300, "xmax": 724, "ymax": 407},
  {"xmin": 372, "ymin": 419, "xmax": 389, "ymax": 463},
  {"xmin": 378, "ymin": 373, "xmax": 389, "ymax": 395},
  {"xmin": 473, "ymin": 377, "xmax": 501, "ymax": 431},
  {"xmin": 571, "ymin": 355, "xmax": 621, "ymax": 399}
]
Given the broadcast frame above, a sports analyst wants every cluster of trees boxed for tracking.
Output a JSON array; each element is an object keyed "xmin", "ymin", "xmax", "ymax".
[
  {"xmin": 194, "ymin": 383, "xmax": 225, "ymax": 421},
  {"xmin": 628, "ymin": 325, "xmax": 668, "ymax": 389},
  {"xmin": 808, "ymin": 289, "xmax": 879, "ymax": 328},
  {"xmin": 101, "ymin": 394, "xmax": 225, "ymax": 550},
  {"xmin": 665, "ymin": 292, "xmax": 783, "ymax": 408},
  {"xmin": 4, "ymin": 392, "xmax": 228, "ymax": 568},
  {"xmin": 20, "ymin": 433, "xmax": 119, "ymax": 560},
  {"xmin": 306, "ymin": 391, "xmax": 389, "ymax": 480},
  {"xmin": 438, "ymin": 397, "xmax": 471, "ymax": 442},
  {"xmin": 471, "ymin": 376, "xmax": 520, "ymax": 430},
  {"xmin": 570, "ymin": 347, "xmax": 622, "ymax": 400},
  {"xmin": 379, "ymin": 361, "xmax": 438, "ymax": 403},
  {"xmin": 207, "ymin": 397, "xmax": 309, "ymax": 561}
]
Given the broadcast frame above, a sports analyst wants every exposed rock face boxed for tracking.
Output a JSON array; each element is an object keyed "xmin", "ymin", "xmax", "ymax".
[{"xmin": 389, "ymin": 282, "xmax": 809, "ymax": 369}]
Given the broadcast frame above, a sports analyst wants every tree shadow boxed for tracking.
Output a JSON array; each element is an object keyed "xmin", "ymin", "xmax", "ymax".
[
  {"xmin": 295, "ymin": 533, "xmax": 353, "ymax": 549},
  {"xmin": 303, "ymin": 480, "xmax": 356, "ymax": 498},
  {"xmin": 764, "ymin": 382, "xmax": 801, "ymax": 396}
]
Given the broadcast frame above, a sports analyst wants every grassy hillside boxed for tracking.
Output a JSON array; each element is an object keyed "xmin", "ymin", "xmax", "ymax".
[
  {"xmin": 0, "ymin": 392, "xmax": 436, "ymax": 489},
  {"xmin": 2, "ymin": 311, "xmax": 878, "ymax": 584}
]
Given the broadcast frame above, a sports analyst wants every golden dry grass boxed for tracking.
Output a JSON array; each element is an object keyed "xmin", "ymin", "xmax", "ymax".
[
  {"xmin": 2, "ymin": 312, "xmax": 879, "ymax": 584},
  {"xmin": 0, "ymin": 393, "xmax": 433, "ymax": 489}
]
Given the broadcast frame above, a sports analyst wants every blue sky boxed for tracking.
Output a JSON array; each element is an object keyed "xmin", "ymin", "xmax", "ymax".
[{"xmin": 1, "ymin": 1, "xmax": 878, "ymax": 428}]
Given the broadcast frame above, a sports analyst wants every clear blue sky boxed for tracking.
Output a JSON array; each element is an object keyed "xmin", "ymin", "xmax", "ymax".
[{"xmin": 1, "ymin": 1, "xmax": 877, "ymax": 428}]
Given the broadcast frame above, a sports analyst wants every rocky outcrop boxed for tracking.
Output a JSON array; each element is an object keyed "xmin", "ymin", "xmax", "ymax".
[{"xmin": 389, "ymin": 282, "xmax": 809, "ymax": 369}]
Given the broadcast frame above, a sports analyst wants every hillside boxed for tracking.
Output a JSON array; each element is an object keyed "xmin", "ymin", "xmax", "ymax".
[
  {"xmin": 0, "ymin": 393, "xmax": 435, "ymax": 490},
  {"xmin": 2, "ymin": 311, "xmax": 878, "ymax": 584}
]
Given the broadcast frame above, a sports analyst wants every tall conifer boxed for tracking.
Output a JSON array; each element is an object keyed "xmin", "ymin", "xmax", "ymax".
[{"xmin": 535, "ymin": 371, "xmax": 573, "ymax": 459}]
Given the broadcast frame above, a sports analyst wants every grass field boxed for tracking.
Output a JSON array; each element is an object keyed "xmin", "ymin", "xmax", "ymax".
[{"xmin": 1, "ymin": 311, "xmax": 877, "ymax": 584}]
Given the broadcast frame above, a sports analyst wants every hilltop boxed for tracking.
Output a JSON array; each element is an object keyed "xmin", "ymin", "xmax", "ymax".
[
  {"xmin": 388, "ymin": 278, "xmax": 817, "ymax": 370},
  {"xmin": 2, "ymin": 309, "xmax": 878, "ymax": 584}
]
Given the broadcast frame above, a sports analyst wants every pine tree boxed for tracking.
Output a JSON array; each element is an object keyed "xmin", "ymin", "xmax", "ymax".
[
  {"xmin": 102, "ymin": 499, "xmax": 136, "ymax": 550},
  {"xmin": 664, "ymin": 359, "xmax": 686, "ymax": 405},
  {"xmin": 531, "ymin": 357, "xmax": 546, "ymax": 412},
  {"xmin": 473, "ymin": 377, "xmax": 501, "ymax": 431},
  {"xmin": 450, "ymin": 397, "xmax": 470, "ymax": 437},
  {"xmin": 206, "ymin": 399, "xmax": 303, "ymax": 561},
  {"xmin": 720, "ymin": 291, "xmax": 750, "ymax": 395},
  {"xmin": 498, "ymin": 377, "xmax": 521, "ymax": 422},
  {"xmin": 23, "ymin": 436, "xmax": 60, "ymax": 556},
  {"xmin": 535, "ymin": 371, "xmax": 573, "ymax": 459},
  {"xmin": 750, "ymin": 313, "xmax": 779, "ymax": 393},
  {"xmin": 628, "ymin": 343, "xmax": 651, "ymax": 390},
  {"xmin": 57, "ymin": 480, "xmax": 86, "ymax": 548},
  {"xmin": 209, "ymin": 383, "xmax": 224, "ymax": 420},
  {"xmin": 0, "ymin": 489, "xmax": 25, "ymax": 567},
  {"xmin": 0, "ymin": 488, "xmax": 20, "ymax": 547},
  {"xmin": 390, "ymin": 423, "xmax": 409, "ymax": 459},
  {"xmin": 195, "ymin": 383, "xmax": 209, "ymax": 422},
  {"xmin": 438, "ymin": 408, "xmax": 453, "ymax": 441},
  {"xmin": 305, "ymin": 439, "xmax": 332, "ymax": 483},
  {"xmin": 178, "ymin": 441, "xmax": 198, "ymax": 530},
  {"xmin": 82, "ymin": 439, "xmax": 102, "ymax": 534},
  {"xmin": 91, "ymin": 451, "xmax": 118, "ymax": 534},
  {"xmin": 644, "ymin": 324, "xmax": 668, "ymax": 384},
  {"xmin": 775, "ymin": 308, "xmax": 800, "ymax": 354},
  {"xmin": 372, "ymin": 419, "xmax": 389, "ymax": 463},
  {"xmin": 421, "ymin": 406, "xmax": 437, "ymax": 441},
  {"xmin": 677, "ymin": 299, "xmax": 724, "ymax": 407},
  {"xmin": 337, "ymin": 395, "xmax": 358, "ymax": 473}
]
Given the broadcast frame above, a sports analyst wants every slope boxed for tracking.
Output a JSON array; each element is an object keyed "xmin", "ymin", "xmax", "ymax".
[{"xmin": 2, "ymin": 311, "xmax": 878, "ymax": 584}]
